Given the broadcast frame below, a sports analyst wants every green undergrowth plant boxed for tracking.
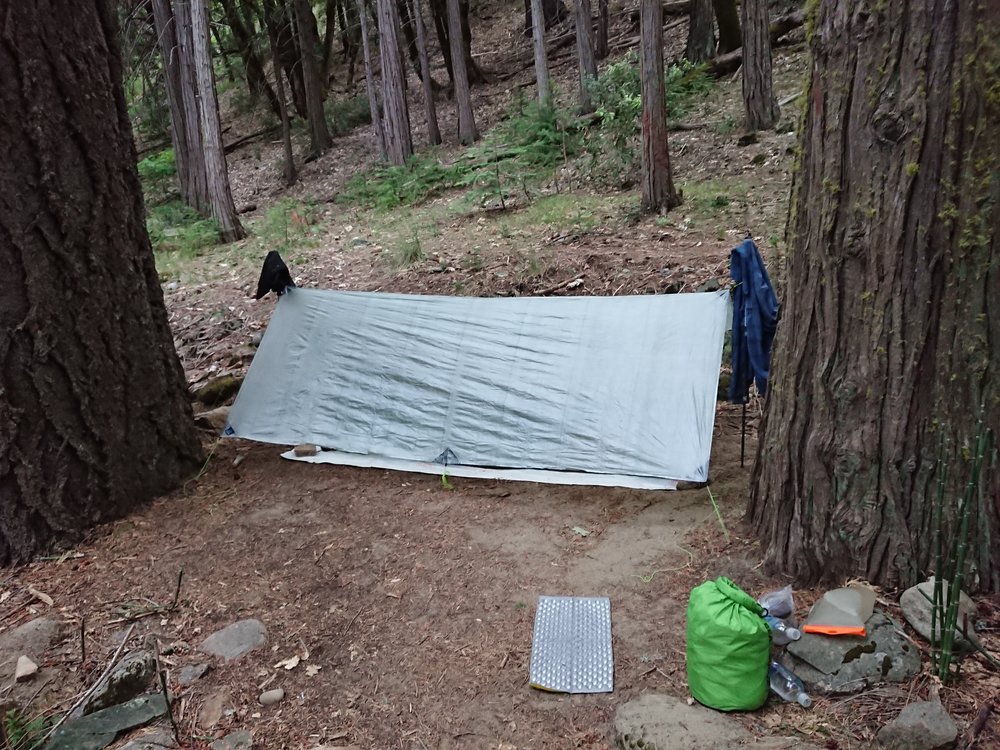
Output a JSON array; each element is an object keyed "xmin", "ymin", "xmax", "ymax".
[
  {"xmin": 137, "ymin": 148, "xmax": 178, "ymax": 207},
  {"xmin": 3, "ymin": 708, "xmax": 52, "ymax": 750},
  {"xmin": 249, "ymin": 197, "xmax": 322, "ymax": 254},
  {"xmin": 585, "ymin": 54, "xmax": 712, "ymax": 184},
  {"xmin": 147, "ymin": 200, "xmax": 221, "ymax": 258},
  {"xmin": 341, "ymin": 97, "xmax": 581, "ymax": 211},
  {"xmin": 328, "ymin": 94, "xmax": 372, "ymax": 136},
  {"xmin": 929, "ymin": 415, "xmax": 996, "ymax": 682}
]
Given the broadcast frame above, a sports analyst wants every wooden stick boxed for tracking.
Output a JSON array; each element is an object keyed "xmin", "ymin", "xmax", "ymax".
[
  {"xmin": 536, "ymin": 275, "xmax": 585, "ymax": 295},
  {"xmin": 39, "ymin": 624, "xmax": 136, "ymax": 745}
]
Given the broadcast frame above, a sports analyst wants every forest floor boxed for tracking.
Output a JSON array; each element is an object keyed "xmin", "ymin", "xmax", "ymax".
[{"xmin": 2, "ymin": 2, "xmax": 1000, "ymax": 749}]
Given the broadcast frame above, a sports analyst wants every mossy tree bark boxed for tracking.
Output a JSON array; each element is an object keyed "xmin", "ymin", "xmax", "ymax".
[
  {"xmin": 0, "ymin": 0, "xmax": 203, "ymax": 565},
  {"xmin": 377, "ymin": 0, "xmax": 414, "ymax": 164},
  {"xmin": 750, "ymin": 1, "xmax": 1000, "ymax": 591}
]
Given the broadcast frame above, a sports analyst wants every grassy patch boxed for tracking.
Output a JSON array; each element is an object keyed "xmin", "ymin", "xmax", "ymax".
[
  {"xmin": 341, "ymin": 101, "xmax": 581, "ymax": 211},
  {"xmin": 680, "ymin": 179, "xmax": 741, "ymax": 218},
  {"xmin": 148, "ymin": 201, "xmax": 221, "ymax": 259},
  {"xmin": 388, "ymin": 231, "xmax": 424, "ymax": 268},
  {"xmin": 249, "ymin": 198, "xmax": 322, "ymax": 254}
]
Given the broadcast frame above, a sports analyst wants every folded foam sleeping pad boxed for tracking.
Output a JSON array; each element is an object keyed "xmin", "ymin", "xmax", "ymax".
[{"xmin": 686, "ymin": 576, "xmax": 770, "ymax": 711}]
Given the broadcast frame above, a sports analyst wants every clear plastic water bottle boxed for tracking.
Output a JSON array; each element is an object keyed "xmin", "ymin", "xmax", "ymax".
[
  {"xmin": 768, "ymin": 661, "xmax": 812, "ymax": 707},
  {"xmin": 764, "ymin": 614, "xmax": 802, "ymax": 645}
]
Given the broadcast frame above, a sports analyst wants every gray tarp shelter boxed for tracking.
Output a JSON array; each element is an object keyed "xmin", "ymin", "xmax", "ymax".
[{"xmin": 224, "ymin": 288, "xmax": 730, "ymax": 489}]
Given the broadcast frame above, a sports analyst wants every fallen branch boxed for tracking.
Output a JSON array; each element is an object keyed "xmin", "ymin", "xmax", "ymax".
[
  {"xmin": 707, "ymin": 10, "xmax": 805, "ymax": 76},
  {"xmin": 223, "ymin": 125, "xmax": 281, "ymax": 154},
  {"xmin": 536, "ymin": 275, "xmax": 585, "ymax": 295},
  {"xmin": 39, "ymin": 624, "xmax": 136, "ymax": 746}
]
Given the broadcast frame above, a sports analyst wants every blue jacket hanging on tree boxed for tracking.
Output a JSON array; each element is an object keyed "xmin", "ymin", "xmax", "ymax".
[{"xmin": 729, "ymin": 239, "xmax": 779, "ymax": 403}]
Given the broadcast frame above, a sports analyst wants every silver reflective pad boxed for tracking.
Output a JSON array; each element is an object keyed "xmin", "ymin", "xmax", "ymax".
[{"xmin": 529, "ymin": 596, "xmax": 613, "ymax": 694}]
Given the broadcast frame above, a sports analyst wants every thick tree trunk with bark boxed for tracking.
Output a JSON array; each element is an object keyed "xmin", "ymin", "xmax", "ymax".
[
  {"xmin": 190, "ymin": 0, "xmax": 246, "ymax": 240},
  {"xmin": 574, "ymin": 0, "xmax": 597, "ymax": 112},
  {"xmin": 741, "ymin": 0, "xmax": 778, "ymax": 130},
  {"xmin": 408, "ymin": 0, "xmax": 442, "ymax": 145},
  {"xmin": 750, "ymin": 1, "xmax": 1000, "ymax": 591},
  {"xmin": 523, "ymin": 0, "xmax": 569, "ymax": 34},
  {"xmin": 220, "ymin": 0, "xmax": 281, "ymax": 115},
  {"xmin": 151, "ymin": 0, "xmax": 194, "ymax": 203},
  {"xmin": 595, "ymin": 0, "xmax": 609, "ymax": 58},
  {"xmin": 0, "ymin": 1, "xmax": 202, "ymax": 565},
  {"xmin": 639, "ymin": 0, "xmax": 680, "ymax": 212},
  {"xmin": 377, "ymin": 0, "xmax": 413, "ymax": 164},
  {"xmin": 529, "ymin": 0, "xmax": 552, "ymax": 105},
  {"xmin": 356, "ymin": 0, "xmax": 387, "ymax": 158},
  {"xmin": 292, "ymin": 0, "xmax": 332, "ymax": 154},
  {"xmin": 446, "ymin": 0, "xmax": 478, "ymax": 143},
  {"xmin": 428, "ymin": 0, "xmax": 487, "ymax": 85},
  {"xmin": 712, "ymin": 0, "xmax": 739, "ymax": 53},
  {"xmin": 685, "ymin": 0, "xmax": 714, "ymax": 63}
]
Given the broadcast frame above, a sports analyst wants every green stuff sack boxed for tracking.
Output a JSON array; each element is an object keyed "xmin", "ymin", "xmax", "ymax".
[{"xmin": 686, "ymin": 576, "xmax": 770, "ymax": 711}]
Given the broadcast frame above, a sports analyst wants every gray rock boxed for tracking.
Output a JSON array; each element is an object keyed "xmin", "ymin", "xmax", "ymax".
[
  {"xmin": 900, "ymin": 579, "xmax": 977, "ymax": 649},
  {"xmin": 0, "ymin": 617, "xmax": 62, "ymax": 674},
  {"xmin": 210, "ymin": 730, "xmax": 253, "ymax": 750},
  {"xmin": 877, "ymin": 700, "xmax": 958, "ymax": 749},
  {"xmin": 119, "ymin": 729, "xmax": 176, "ymax": 749},
  {"xmin": 200, "ymin": 619, "xmax": 266, "ymax": 662},
  {"xmin": 192, "ymin": 375, "xmax": 242, "ymax": 407},
  {"xmin": 783, "ymin": 613, "xmax": 920, "ymax": 695},
  {"xmin": 696, "ymin": 278, "xmax": 721, "ymax": 292},
  {"xmin": 194, "ymin": 406, "xmax": 231, "ymax": 433},
  {"xmin": 258, "ymin": 688, "xmax": 285, "ymax": 706},
  {"xmin": 350, "ymin": 237, "xmax": 369, "ymax": 247},
  {"xmin": 178, "ymin": 662, "xmax": 210, "ymax": 686},
  {"xmin": 198, "ymin": 688, "xmax": 231, "ymax": 730},
  {"xmin": 83, "ymin": 650, "xmax": 157, "ymax": 715},
  {"xmin": 45, "ymin": 694, "xmax": 167, "ymax": 750},
  {"xmin": 614, "ymin": 694, "xmax": 824, "ymax": 750}
]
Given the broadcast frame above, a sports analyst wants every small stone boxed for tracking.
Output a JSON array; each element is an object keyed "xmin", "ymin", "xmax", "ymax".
[
  {"xmin": 249, "ymin": 332, "xmax": 263, "ymax": 347},
  {"xmin": 178, "ymin": 662, "xmax": 210, "ymax": 686},
  {"xmin": 696, "ymin": 278, "xmax": 721, "ymax": 292},
  {"xmin": 15, "ymin": 655, "xmax": 38, "ymax": 681},
  {"xmin": 350, "ymin": 237, "xmax": 369, "ymax": 247},
  {"xmin": 877, "ymin": 700, "xmax": 958, "ymax": 749},
  {"xmin": 751, "ymin": 153, "xmax": 767, "ymax": 165},
  {"xmin": 119, "ymin": 729, "xmax": 176, "ymax": 749},
  {"xmin": 194, "ymin": 406, "xmax": 231, "ymax": 433},
  {"xmin": 293, "ymin": 444, "xmax": 319, "ymax": 457},
  {"xmin": 192, "ymin": 375, "xmax": 243, "ymax": 407},
  {"xmin": 0, "ymin": 617, "xmax": 63, "ymax": 675},
  {"xmin": 900, "ymin": 578, "xmax": 977, "ymax": 649},
  {"xmin": 198, "ymin": 689, "xmax": 231, "ymax": 730},
  {"xmin": 210, "ymin": 730, "xmax": 253, "ymax": 750},
  {"xmin": 737, "ymin": 132, "xmax": 759, "ymax": 147},
  {"xmin": 83, "ymin": 650, "xmax": 156, "ymax": 715},
  {"xmin": 200, "ymin": 620, "xmax": 266, "ymax": 662},
  {"xmin": 46, "ymin": 694, "xmax": 167, "ymax": 750},
  {"xmin": 258, "ymin": 688, "xmax": 285, "ymax": 706}
]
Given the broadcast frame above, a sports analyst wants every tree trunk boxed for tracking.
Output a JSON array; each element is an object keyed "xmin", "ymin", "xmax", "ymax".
[
  {"xmin": 574, "ymin": 0, "xmax": 597, "ymax": 113},
  {"xmin": 210, "ymin": 22, "xmax": 239, "ymax": 85},
  {"xmin": 529, "ymin": 0, "xmax": 551, "ymax": 105},
  {"xmin": 741, "ymin": 0, "xmax": 778, "ymax": 130},
  {"xmin": 220, "ymin": 0, "xmax": 281, "ymax": 115},
  {"xmin": 408, "ymin": 0, "xmax": 442, "ymax": 145},
  {"xmin": 458, "ymin": 0, "xmax": 487, "ymax": 84},
  {"xmin": 356, "ymin": 0, "xmax": 387, "ymax": 158},
  {"xmin": 292, "ymin": 0, "xmax": 333, "ymax": 154},
  {"xmin": 0, "ymin": 0, "xmax": 203, "ymax": 565},
  {"xmin": 321, "ymin": 0, "xmax": 339, "ymax": 82},
  {"xmin": 396, "ymin": 0, "xmax": 424, "ymax": 79},
  {"xmin": 712, "ymin": 0, "xmax": 739, "ymax": 53},
  {"xmin": 376, "ymin": 0, "xmax": 413, "ymax": 164},
  {"xmin": 685, "ymin": 0, "xmax": 714, "ymax": 63},
  {"xmin": 189, "ymin": 0, "xmax": 246, "ymax": 241},
  {"xmin": 446, "ymin": 0, "xmax": 478, "ymax": 143},
  {"xmin": 267, "ymin": 23, "xmax": 298, "ymax": 184},
  {"xmin": 523, "ymin": 0, "xmax": 569, "ymax": 33},
  {"xmin": 595, "ymin": 0, "xmax": 608, "ymax": 58},
  {"xmin": 429, "ymin": 0, "xmax": 486, "ymax": 86},
  {"xmin": 151, "ymin": 0, "xmax": 194, "ymax": 203},
  {"xmin": 639, "ymin": 0, "xmax": 680, "ymax": 213},
  {"xmin": 749, "ymin": 2, "xmax": 1000, "ymax": 591},
  {"xmin": 262, "ymin": 0, "xmax": 308, "ymax": 117}
]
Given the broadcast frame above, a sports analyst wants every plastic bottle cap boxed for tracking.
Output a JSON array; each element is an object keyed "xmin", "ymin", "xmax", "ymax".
[
  {"xmin": 797, "ymin": 693, "xmax": 812, "ymax": 708},
  {"xmin": 786, "ymin": 627, "xmax": 802, "ymax": 640}
]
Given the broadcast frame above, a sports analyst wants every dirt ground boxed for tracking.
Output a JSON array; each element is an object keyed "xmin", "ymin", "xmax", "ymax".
[{"xmin": 3, "ymin": 3, "xmax": 1000, "ymax": 749}]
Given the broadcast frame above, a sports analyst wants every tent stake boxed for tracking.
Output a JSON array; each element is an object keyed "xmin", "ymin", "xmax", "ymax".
[{"xmin": 740, "ymin": 401, "xmax": 747, "ymax": 467}]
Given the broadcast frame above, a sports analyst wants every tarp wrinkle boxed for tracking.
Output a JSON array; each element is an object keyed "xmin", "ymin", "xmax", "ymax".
[{"xmin": 225, "ymin": 288, "xmax": 730, "ymax": 488}]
